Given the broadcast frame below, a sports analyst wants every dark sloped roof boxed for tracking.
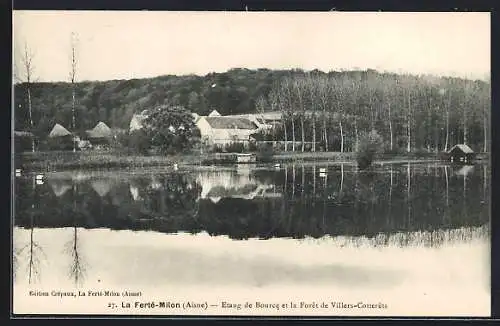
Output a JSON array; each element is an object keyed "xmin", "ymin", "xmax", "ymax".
[
  {"xmin": 448, "ymin": 144, "xmax": 474, "ymax": 154},
  {"xmin": 205, "ymin": 117, "xmax": 257, "ymax": 130}
]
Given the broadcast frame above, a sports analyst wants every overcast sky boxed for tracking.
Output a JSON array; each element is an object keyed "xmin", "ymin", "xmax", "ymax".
[{"xmin": 12, "ymin": 11, "xmax": 490, "ymax": 82}]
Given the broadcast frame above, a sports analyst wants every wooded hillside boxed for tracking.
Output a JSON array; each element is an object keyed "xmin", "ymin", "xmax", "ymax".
[{"xmin": 13, "ymin": 68, "xmax": 490, "ymax": 152}]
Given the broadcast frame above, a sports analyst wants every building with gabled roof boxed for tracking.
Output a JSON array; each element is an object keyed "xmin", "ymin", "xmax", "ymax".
[
  {"xmin": 196, "ymin": 116, "xmax": 258, "ymax": 147},
  {"xmin": 86, "ymin": 121, "xmax": 112, "ymax": 139},
  {"xmin": 208, "ymin": 109, "xmax": 221, "ymax": 117},
  {"xmin": 48, "ymin": 123, "xmax": 72, "ymax": 138},
  {"xmin": 447, "ymin": 144, "xmax": 475, "ymax": 163}
]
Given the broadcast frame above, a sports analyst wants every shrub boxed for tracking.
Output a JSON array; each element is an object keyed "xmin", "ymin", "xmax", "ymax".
[
  {"xmin": 248, "ymin": 141, "xmax": 257, "ymax": 152},
  {"xmin": 256, "ymin": 142, "xmax": 274, "ymax": 163},
  {"xmin": 225, "ymin": 142, "xmax": 245, "ymax": 153},
  {"xmin": 128, "ymin": 130, "xmax": 151, "ymax": 155},
  {"xmin": 212, "ymin": 144, "xmax": 224, "ymax": 153},
  {"xmin": 356, "ymin": 130, "xmax": 383, "ymax": 170}
]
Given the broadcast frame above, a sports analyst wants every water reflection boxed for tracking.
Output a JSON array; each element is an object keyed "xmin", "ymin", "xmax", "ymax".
[
  {"xmin": 15, "ymin": 176, "xmax": 47, "ymax": 284},
  {"xmin": 12, "ymin": 163, "xmax": 490, "ymax": 314},
  {"xmin": 15, "ymin": 163, "xmax": 489, "ymax": 241}
]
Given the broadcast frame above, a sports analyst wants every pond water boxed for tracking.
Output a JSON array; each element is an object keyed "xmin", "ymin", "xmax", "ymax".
[{"xmin": 12, "ymin": 162, "xmax": 491, "ymax": 316}]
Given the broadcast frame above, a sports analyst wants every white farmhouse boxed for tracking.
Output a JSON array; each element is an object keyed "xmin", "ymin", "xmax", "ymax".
[{"xmin": 196, "ymin": 116, "xmax": 258, "ymax": 147}]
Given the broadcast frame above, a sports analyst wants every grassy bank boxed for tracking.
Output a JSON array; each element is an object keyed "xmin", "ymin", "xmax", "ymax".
[
  {"xmin": 14, "ymin": 149, "xmax": 490, "ymax": 172},
  {"xmin": 15, "ymin": 150, "xmax": 204, "ymax": 172}
]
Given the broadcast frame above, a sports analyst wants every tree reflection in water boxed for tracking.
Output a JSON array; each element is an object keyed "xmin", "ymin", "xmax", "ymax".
[
  {"xmin": 16, "ymin": 176, "xmax": 46, "ymax": 284},
  {"xmin": 14, "ymin": 163, "xmax": 490, "ymax": 243},
  {"xmin": 63, "ymin": 182, "xmax": 87, "ymax": 286}
]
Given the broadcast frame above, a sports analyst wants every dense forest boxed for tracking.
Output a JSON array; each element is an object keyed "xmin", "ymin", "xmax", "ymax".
[{"xmin": 14, "ymin": 68, "xmax": 491, "ymax": 153}]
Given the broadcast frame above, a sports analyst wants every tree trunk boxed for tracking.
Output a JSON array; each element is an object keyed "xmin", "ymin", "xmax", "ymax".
[
  {"xmin": 388, "ymin": 103, "xmax": 393, "ymax": 151},
  {"xmin": 313, "ymin": 165, "xmax": 316, "ymax": 198},
  {"xmin": 300, "ymin": 115, "xmax": 305, "ymax": 152},
  {"xmin": 463, "ymin": 171, "xmax": 466, "ymax": 199},
  {"xmin": 407, "ymin": 162, "xmax": 411, "ymax": 226},
  {"xmin": 284, "ymin": 117, "xmax": 288, "ymax": 151},
  {"xmin": 407, "ymin": 91, "xmax": 411, "ymax": 153},
  {"xmin": 444, "ymin": 165, "xmax": 449, "ymax": 207},
  {"xmin": 389, "ymin": 165, "xmax": 393, "ymax": 204},
  {"xmin": 301, "ymin": 164, "xmax": 305, "ymax": 194},
  {"xmin": 463, "ymin": 105, "xmax": 467, "ymax": 145},
  {"xmin": 323, "ymin": 113, "xmax": 328, "ymax": 152},
  {"xmin": 292, "ymin": 116, "xmax": 296, "ymax": 152},
  {"xmin": 27, "ymin": 87, "xmax": 35, "ymax": 152},
  {"xmin": 354, "ymin": 118, "xmax": 359, "ymax": 152},
  {"xmin": 434, "ymin": 108, "xmax": 439, "ymax": 154},
  {"xmin": 444, "ymin": 110, "xmax": 449, "ymax": 151},
  {"xmin": 428, "ymin": 97, "xmax": 432, "ymax": 152},
  {"xmin": 339, "ymin": 163, "xmax": 344, "ymax": 196},
  {"xmin": 72, "ymin": 87, "xmax": 76, "ymax": 152},
  {"xmin": 483, "ymin": 165, "xmax": 487, "ymax": 202},
  {"xmin": 312, "ymin": 115, "xmax": 316, "ymax": 152},
  {"xmin": 483, "ymin": 108, "xmax": 488, "ymax": 152},
  {"xmin": 339, "ymin": 120, "xmax": 344, "ymax": 153}
]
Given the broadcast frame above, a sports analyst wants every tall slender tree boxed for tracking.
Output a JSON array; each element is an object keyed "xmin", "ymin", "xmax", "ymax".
[
  {"xmin": 317, "ymin": 75, "xmax": 331, "ymax": 151},
  {"xmin": 293, "ymin": 75, "xmax": 307, "ymax": 152},
  {"xmin": 69, "ymin": 32, "xmax": 79, "ymax": 152},
  {"xmin": 20, "ymin": 41, "xmax": 36, "ymax": 152}
]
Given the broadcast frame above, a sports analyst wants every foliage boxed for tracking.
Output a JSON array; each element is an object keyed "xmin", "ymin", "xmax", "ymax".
[
  {"xmin": 211, "ymin": 144, "xmax": 224, "ymax": 153},
  {"xmin": 13, "ymin": 68, "xmax": 490, "ymax": 153},
  {"xmin": 356, "ymin": 130, "xmax": 384, "ymax": 169},
  {"xmin": 142, "ymin": 105, "xmax": 200, "ymax": 154},
  {"xmin": 127, "ymin": 130, "xmax": 151, "ymax": 155},
  {"xmin": 45, "ymin": 137, "xmax": 75, "ymax": 151},
  {"xmin": 225, "ymin": 142, "xmax": 245, "ymax": 153},
  {"xmin": 255, "ymin": 142, "xmax": 275, "ymax": 162}
]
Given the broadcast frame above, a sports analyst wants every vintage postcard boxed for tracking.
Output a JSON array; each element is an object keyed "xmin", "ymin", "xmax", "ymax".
[{"xmin": 12, "ymin": 11, "xmax": 491, "ymax": 317}]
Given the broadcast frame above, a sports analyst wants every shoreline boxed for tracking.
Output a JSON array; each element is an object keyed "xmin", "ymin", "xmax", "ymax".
[{"xmin": 14, "ymin": 150, "xmax": 489, "ymax": 172}]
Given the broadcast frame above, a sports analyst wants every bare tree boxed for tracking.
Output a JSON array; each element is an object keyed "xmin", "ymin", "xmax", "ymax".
[
  {"xmin": 64, "ymin": 183, "xmax": 87, "ymax": 286},
  {"xmin": 403, "ymin": 77, "xmax": 414, "ymax": 153},
  {"xmin": 293, "ymin": 75, "xmax": 307, "ymax": 152},
  {"xmin": 282, "ymin": 76, "xmax": 296, "ymax": 151},
  {"xmin": 268, "ymin": 89, "xmax": 279, "ymax": 142},
  {"xmin": 270, "ymin": 84, "xmax": 288, "ymax": 150},
  {"xmin": 482, "ymin": 84, "xmax": 490, "ymax": 152},
  {"xmin": 17, "ymin": 177, "xmax": 46, "ymax": 283},
  {"xmin": 255, "ymin": 95, "xmax": 267, "ymax": 118},
  {"xmin": 350, "ymin": 80, "xmax": 360, "ymax": 152},
  {"xmin": 20, "ymin": 41, "xmax": 36, "ymax": 152},
  {"xmin": 65, "ymin": 225, "xmax": 86, "ymax": 286},
  {"xmin": 383, "ymin": 80, "xmax": 394, "ymax": 151},
  {"xmin": 317, "ymin": 75, "xmax": 331, "ymax": 151},
  {"xmin": 69, "ymin": 32, "xmax": 79, "ymax": 152},
  {"xmin": 438, "ymin": 87, "xmax": 449, "ymax": 152},
  {"xmin": 305, "ymin": 73, "xmax": 318, "ymax": 152},
  {"xmin": 255, "ymin": 95, "xmax": 268, "ymax": 136},
  {"xmin": 337, "ymin": 75, "xmax": 350, "ymax": 153}
]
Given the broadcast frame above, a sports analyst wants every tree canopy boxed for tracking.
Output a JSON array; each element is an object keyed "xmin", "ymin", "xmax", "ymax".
[
  {"xmin": 143, "ymin": 104, "xmax": 200, "ymax": 154},
  {"xmin": 13, "ymin": 68, "xmax": 490, "ymax": 153}
]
